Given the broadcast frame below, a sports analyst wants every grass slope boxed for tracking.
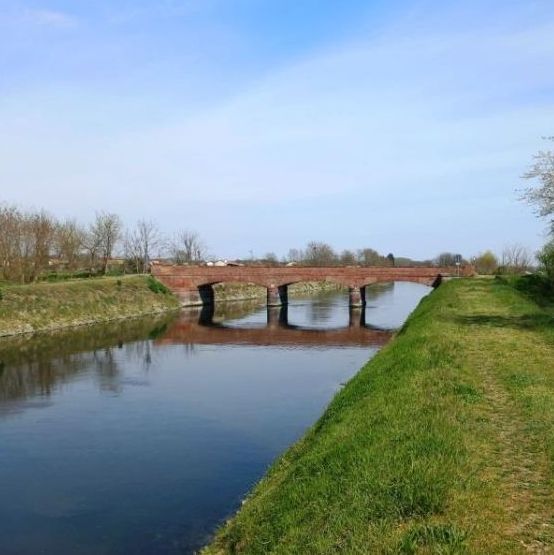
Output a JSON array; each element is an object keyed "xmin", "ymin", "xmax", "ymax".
[
  {"xmin": 204, "ymin": 278, "xmax": 554, "ymax": 554},
  {"xmin": 0, "ymin": 275, "xmax": 179, "ymax": 336}
]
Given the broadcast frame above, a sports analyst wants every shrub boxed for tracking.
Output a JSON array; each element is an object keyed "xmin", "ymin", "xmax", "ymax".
[
  {"xmin": 146, "ymin": 276, "xmax": 170, "ymax": 295},
  {"xmin": 537, "ymin": 241, "xmax": 554, "ymax": 281}
]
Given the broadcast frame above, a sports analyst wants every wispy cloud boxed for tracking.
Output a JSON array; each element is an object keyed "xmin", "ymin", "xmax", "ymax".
[{"xmin": 21, "ymin": 8, "xmax": 77, "ymax": 28}]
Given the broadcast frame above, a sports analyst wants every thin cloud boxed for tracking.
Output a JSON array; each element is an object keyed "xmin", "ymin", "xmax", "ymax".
[{"xmin": 22, "ymin": 8, "xmax": 77, "ymax": 28}]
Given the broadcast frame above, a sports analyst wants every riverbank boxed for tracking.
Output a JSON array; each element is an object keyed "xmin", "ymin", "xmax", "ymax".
[
  {"xmin": 0, "ymin": 275, "xmax": 180, "ymax": 337},
  {"xmin": 204, "ymin": 278, "xmax": 554, "ymax": 553}
]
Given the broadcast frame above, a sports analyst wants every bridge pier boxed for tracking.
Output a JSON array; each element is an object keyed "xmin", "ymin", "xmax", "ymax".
[
  {"xmin": 267, "ymin": 285, "xmax": 288, "ymax": 307},
  {"xmin": 198, "ymin": 284, "xmax": 215, "ymax": 305},
  {"xmin": 348, "ymin": 286, "xmax": 366, "ymax": 307},
  {"xmin": 267, "ymin": 305, "xmax": 288, "ymax": 328},
  {"xmin": 349, "ymin": 306, "xmax": 366, "ymax": 328}
]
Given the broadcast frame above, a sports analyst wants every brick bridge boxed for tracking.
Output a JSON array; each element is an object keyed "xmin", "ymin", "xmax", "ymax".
[{"xmin": 151, "ymin": 263, "xmax": 473, "ymax": 307}]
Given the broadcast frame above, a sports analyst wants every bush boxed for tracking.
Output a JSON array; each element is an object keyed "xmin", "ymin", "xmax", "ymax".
[
  {"xmin": 146, "ymin": 276, "xmax": 170, "ymax": 295},
  {"xmin": 537, "ymin": 241, "xmax": 554, "ymax": 281},
  {"xmin": 513, "ymin": 273, "xmax": 554, "ymax": 305}
]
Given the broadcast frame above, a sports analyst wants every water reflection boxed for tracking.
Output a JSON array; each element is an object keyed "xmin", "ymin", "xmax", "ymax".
[
  {"xmin": 0, "ymin": 314, "xmax": 177, "ymax": 405},
  {"xmin": 160, "ymin": 303, "xmax": 392, "ymax": 349}
]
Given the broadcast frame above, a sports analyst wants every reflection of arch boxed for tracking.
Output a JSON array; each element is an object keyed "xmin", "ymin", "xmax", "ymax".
[
  {"xmin": 200, "ymin": 304, "xmax": 380, "ymax": 332},
  {"xmin": 158, "ymin": 307, "xmax": 392, "ymax": 349}
]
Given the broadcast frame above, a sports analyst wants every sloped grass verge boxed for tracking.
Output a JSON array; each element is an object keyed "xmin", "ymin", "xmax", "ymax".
[
  {"xmin": 204, "ymin": 279, "xmax": 554, "ymax": 554},
  {"xmin": 0, "ymin": 275, "xmax": 179, "ymax": 336}
]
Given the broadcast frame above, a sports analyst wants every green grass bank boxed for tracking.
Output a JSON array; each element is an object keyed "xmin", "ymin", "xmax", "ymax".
[
  {"xmin": 204, "ymin": 278, "xmax": 554, "ymax": 554},
  {"xmin": 0, "ymin": 275, "xmax": 180, "ymax": 337}
]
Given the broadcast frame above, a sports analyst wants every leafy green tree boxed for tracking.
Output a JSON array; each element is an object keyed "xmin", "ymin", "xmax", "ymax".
[
  {"xmin": 474, "ymin": 250, "xmax": 498, "ymax": 274},
  {"xmin": 537, "ymin": 241, "xmax": 554, "ymax": 280}
]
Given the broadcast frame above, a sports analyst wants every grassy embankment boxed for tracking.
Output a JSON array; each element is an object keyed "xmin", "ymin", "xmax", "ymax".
[
  {"xmin": 204, "ymin": 277, "xmax": 554, "ymax": 554},
  {"xmin": 0, "ymin": 275, "xmax": 179, "ymax": 337}
]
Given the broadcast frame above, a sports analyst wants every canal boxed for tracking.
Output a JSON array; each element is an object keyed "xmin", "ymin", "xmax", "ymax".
[{"xmin": 0, "ymin": 282, "xmax": 430, "ymax": 554}]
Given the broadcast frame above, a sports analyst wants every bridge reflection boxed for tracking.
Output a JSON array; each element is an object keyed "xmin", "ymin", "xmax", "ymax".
[{"xmin": 157, "ymin": 304, "xmax": 392, "ymax": 348}]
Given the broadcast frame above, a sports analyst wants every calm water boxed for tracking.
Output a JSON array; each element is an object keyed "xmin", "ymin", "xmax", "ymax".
[{"xmin": 0, "ymin": 283, "xmax": 429, "ymax": 554}]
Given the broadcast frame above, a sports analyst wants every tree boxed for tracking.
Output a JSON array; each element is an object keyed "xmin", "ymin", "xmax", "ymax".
[
  {"xmin": 340, "ymin": 249, "xmax": 357, "ymax": 265},
  {"xmin": 501, "ymin": 244, "xmax": 532, "ymax": 274},
  {"xmin": 0, "ymin": 204, "xmax": 57, "ymax": 282},
  {"xmin": 0, "ymin": 204, "xmax": 23, "ymax": 281},
  {"xmin": 125, "ymin": 219, "xmax": 163, "ymax": 273},
  {"xmin": 434, "ymin": 252, "xmax": 461, "ymax": 267},
  {"xmin": 522, "ymin": 137, "xmax": 554, "ymax": 234},
  {"xmin": 474, "ymin": 250, "xmax": 498, "ymax": 275},
  {"xmin": 304, "ymin": 241, "xmax": 337, "ymax": 266},
  {"xmin": 537, "ymin": 241, "xmax": 554, "ymax": 280},
  {"xmin": 263, "ymin": 252, "xmax": 279, "ymax": 266},
  {"xmin": 287, "ymin": 248, "xmax": 303, "ymax": 263},
  {"xmin": 170, "ymin": 230, "xmax": 206, "ymax": 264},
  {"xmin": 54, "ymin": 219, "xmax": 85, "ymax": 270},
  {"xmin": 357, "ymin": 248, "xmax": 383, "ymax": 266},
  {"xmin": 386, "ymin": 253, "xmax": 395, "ymax": 267},
  {"xmin": 88, "ymin": 212, "xmax": 122, "ymax": 274}
]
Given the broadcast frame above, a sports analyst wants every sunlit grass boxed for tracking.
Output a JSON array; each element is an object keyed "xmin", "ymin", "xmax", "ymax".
[
  {"xmin": 204, "ymin": 278, "xmax": 554, "ymax": 554},
  {"xmin": 0, "ymin": 275, "xmax": 179, "ymax": 336}
]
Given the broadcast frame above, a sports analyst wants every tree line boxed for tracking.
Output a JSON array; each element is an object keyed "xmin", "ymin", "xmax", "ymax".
[
  {"xmin": 0, "ymin": 206, "xmax": 206, "ymax": 283},
  {"xmin": 4, "ymin": 134, "xmax": 554, "ymax": 288}
]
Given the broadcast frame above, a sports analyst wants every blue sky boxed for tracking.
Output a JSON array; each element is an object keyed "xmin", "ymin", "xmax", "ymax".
[{"xmin": 1, "ymin": 0, "xmax": 553, "ymax": 260}]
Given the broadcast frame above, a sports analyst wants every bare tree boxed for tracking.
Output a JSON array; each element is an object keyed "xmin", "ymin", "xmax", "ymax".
[
  {"xmin": 54, "ymin": 219, "xmax": 85, "ymax": 270},
  {"xmin": 27, "ymin": 211, "xmax": 56, "ymax": 281},
  {"xmin": 287, "ymin": 248, "xmax": 303, "ymax": 263},
  {"xmin": 0, "ymin": 204, "xmax": 23, "ymax": 281},
  {"xmin": 88, "ymin": 212, "xmax": 122, "ymax": 274},
  {"xmin": 304, "ymin": 241, "xmax": 337, "ymax": 266},
  {"xmin": 0, "ymin": 205, "xmax": 57, "ymax": 282},
  {"xmin": 125, "ymin": 219, "xmax": 164, "ymax": 273},
  {"xmin": 340, "ymin": 249, "xmax": 357, "ymax": 265},
  {"xmin": 357, "ymin": 248, "xmax": 384, "ymax": 266},
  {"xmin": 170, "ymin": 230, "xmax": 206, "ymax": 264},
  {"xmin": 501, "ymin": 244, "xmax": 532, "ymax": 274},
  {"xmin": 82, "ymin": 227, "xmax": 103, "ymax": 273},
  {"xmin": 434, "ymin": 252, "xmax": 461, "ymax": 267}
]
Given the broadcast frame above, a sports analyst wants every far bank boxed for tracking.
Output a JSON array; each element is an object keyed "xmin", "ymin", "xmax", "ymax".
[
  {"xmin": 0, "ymin": 276, "xmax": 358, "ymax": 337},
  {"xmin": 0, "ymin": 275, "xmax": 180, "ymax": 337}
]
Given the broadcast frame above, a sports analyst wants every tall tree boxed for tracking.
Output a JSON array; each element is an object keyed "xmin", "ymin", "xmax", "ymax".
[
  {"xmin": 125, "ymin": 219, "xmax": 163, "ymax": 273},
  {"xmin": 54, "ymin": 219, "xmax": 85, "ymax": 270},
  {"xmin": 89, "ymin": 212, "xmax": 122, "ymax": 274}
]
